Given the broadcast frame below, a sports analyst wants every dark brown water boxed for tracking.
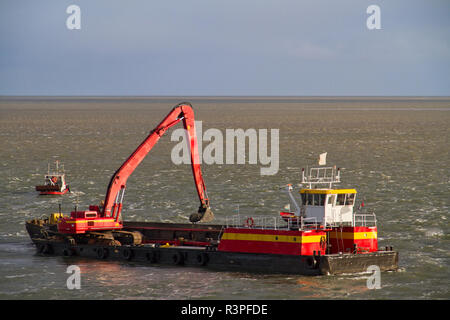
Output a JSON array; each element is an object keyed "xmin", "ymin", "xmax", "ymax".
[{"xmin": 0, "ymin": 97, "xmax": 449, "ymax": 299}]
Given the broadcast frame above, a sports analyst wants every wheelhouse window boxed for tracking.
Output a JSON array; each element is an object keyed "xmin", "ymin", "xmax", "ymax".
[
  {"xmin": 85, "ymin": 212, "xmax": 97, "ymax": 218},
  {"xmin": 336, "ymin": 194, "xmax": 346, "ymax": 206},
  {"xmin": 345, "ymin": 193, "xmax": 355, "ymax": 205},
  {"xmin": 307, "ymin": 193, "xmax": 313, "ymax": 205},
  {"xmin": 328, "ymin": 195, "xmax": 335, "ymax": 205},
  {"xmin": 318, "ymin": 194, "xmax": 326, "ymax": 206},
  {"xmin": 313, "ymin": 194, "xmax": 320, "ymax": 206},
  {"xmin": 302, "ymin": 192, "xmax": 327, "ymax": 206}
]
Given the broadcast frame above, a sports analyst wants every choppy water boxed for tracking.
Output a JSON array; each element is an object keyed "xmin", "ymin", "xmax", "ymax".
[{"xmin": 0, "ymin": 97, "xmax": 449, "ymax": 299}]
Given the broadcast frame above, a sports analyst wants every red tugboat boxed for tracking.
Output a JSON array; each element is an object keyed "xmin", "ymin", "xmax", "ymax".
[
  {"xmin": 25, "ymin": 103, "xmax": 398, "ymax": 275},
  {"xmin": 216, "ymin": 162, "xmax": 381, "ymax": 272},
  {"xmin": 278, "ymin": 165, "xmax": 378, "ymax": 255},
  {"xmin": 35, "ymin": 161, "xmax": 69, "ymax": 195}
]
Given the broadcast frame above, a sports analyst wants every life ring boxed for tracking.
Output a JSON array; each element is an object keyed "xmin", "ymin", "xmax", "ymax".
[
  {"xmin": 51, "ymin": 176, "xmax": 58, "ymax": 184},
  {"xmin": 245, "ymin": 217, "xmax": 254, "ymax": 228},
  {"xmin": 122, "ymin": 247, "xmax": 133, "ymax": 260},
  {"xmin": 196, "ymin": 253, "xmax": 209, "ymax": 266}
]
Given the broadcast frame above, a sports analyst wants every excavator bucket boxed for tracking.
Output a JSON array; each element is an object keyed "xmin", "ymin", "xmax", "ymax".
[{"xmin": 190, "ymin": 206, "xmax": 214, "ymax": 223}]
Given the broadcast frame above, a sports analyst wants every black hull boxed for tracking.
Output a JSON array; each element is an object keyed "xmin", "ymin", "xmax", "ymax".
[{"xmin": 29, "ymin": 238, "xmax": 398, "ymax": 276}]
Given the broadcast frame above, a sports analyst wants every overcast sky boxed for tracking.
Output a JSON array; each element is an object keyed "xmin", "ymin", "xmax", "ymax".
[{"xmin": 1, "ymin": 0, "xmax": 449, "ymax": 96}]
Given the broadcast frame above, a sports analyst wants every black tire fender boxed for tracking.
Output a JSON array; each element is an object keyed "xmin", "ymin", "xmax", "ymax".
[
  {"xmin": 196, "ymin": 253, "xmax": 209, "ymax": 266},
  {"xmin": 62, "ymin": 247, "xmax": 73, "ymax": 257},
  {"xmin": 306, "ymin": 256, "xmax": 316, "ymax": 269},
  {"xmin": 146, "ymin": 250, "xmax": 158, "ymax": 263},
  {"xmin": 172, "ymin": 252, "xmax": 184, "ymax": 265},
  {"xmin": 122, "ymin": 247, "xmax": 133, "ymax": 260},
  {"xmin": 97, "ymin": 247, "xmax": 108, "ymax": 259},
  {"xmin": 43, "ymin": 243, "xmax": 53, "ymax": 255},
  {"xmin": 36, "ymin": 243, "xmax": 45, "ymax": 253}
]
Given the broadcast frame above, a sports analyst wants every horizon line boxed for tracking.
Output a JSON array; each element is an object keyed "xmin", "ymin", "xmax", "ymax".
[{"xmin": 1, "ymin": 95, "xmax": 450, "ymax": 99}]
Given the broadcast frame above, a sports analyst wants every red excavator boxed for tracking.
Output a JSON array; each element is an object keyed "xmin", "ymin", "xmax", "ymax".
[{"xmin": 57, "ymin": 102, "xmax": 214, "ymax": 234}]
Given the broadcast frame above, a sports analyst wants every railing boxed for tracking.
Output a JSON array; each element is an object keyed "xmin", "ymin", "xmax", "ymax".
[
  {"xmin": 301, "ymin": 166, "xmax": 341, "ymax": 189},
  {"xmin": 222, "ymin": 212, "xmax": 377, "ymax": 230},
  {"xmin": 353, "ymin": 212, "xmax": 377, "ymax": 227},
  {"xmin": 301, "ymin": 217, "xmax": 320, "ymax": 230},
  {"xmin": 224, "ymin": 215, "xmax": 280, "ymax": 229},
  {"xmin": 223, "ymin": 214, "xmax": 320, "ymax": 231}
]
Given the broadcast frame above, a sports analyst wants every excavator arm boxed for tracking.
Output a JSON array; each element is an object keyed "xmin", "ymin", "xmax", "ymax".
[{"xmin": 102, "ymin": 102, "xmax": 213, "ymax": 223}]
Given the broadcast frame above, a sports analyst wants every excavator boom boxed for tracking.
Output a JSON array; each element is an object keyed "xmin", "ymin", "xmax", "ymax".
[
  {"xmin": 103, "ymin": 102, "xmax": 213, "ymax": 223},
  {"xmin": 57, "ymin": 102, "xmax": 213, "ymax": 235}
]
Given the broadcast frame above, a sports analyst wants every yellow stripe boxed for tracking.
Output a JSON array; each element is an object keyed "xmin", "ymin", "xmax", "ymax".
[
  {"xmin": 65, "ymin": 219, "xmax": 115, "ymax": 224},
  {"xmin": 299, "ymin": 189, "xmax": 357, "ymax": 194},
  {"xmin": 329, "ymin": 232, "xmax": 377, "ymax": 240},
  {"xmin": 221, "ymin": 233, "xmax": 322, "ymax": 243}
]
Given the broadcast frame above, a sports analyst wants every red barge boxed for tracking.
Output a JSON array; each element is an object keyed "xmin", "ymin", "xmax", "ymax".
[{"xmin": 25, "ymin": 103, "xmax": 398, "ymax": 275}]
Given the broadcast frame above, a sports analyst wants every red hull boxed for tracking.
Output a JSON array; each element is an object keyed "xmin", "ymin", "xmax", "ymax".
[
  {"xmin": 218, "ymin": 228, "xmax": 327, "ymax": 256},
  {"xmin": 328, "ymin": 226, "xmax": 378, "ymax": 254},
  {"xmin": 39, "ymin": 189, "xmax": 68, "ymax": 195}
]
